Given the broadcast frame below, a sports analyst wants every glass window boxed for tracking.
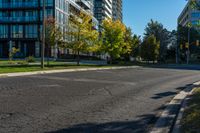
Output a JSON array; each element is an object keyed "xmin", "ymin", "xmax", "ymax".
[
  {"xmin": 25, "ymin": 25, "xmax": 38, "ymax": 38},
  {"xmin": 0, "ymin": 25, "xmax": 8, "ymax": 38},
  {"xmin": 11, "ymin": 25, "xmax": 23, "ymax": 38}
]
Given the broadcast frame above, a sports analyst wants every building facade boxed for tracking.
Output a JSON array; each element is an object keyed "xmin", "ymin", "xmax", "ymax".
[
  {"xmin": 178, "ymin": 0, "xmax": 200, "ymax": 27},
  {"xmin": 0, "ymin": 0, "xmax": 96, "ymax": 58},
  {"xmin": 94, "ymin": 0, "xmax": 113, "ymax": 23},
  {"xmin": 112, "ymin": 0, "xmax": 122, "ymax": 21}
]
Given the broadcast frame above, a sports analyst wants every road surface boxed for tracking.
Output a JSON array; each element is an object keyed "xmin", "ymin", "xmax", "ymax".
[{"xmin": 0, "ymin": 67, "xmax": 200, "ymax": 133}]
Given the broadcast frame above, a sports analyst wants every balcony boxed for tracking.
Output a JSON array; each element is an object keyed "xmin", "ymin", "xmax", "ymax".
[
  {"xmin": 0, "ymin": 2, "xmax": 38, "ymax": 9},
  {"xmin": 76, "ymin": 0, "xmax": 91, "ymax": 10}
]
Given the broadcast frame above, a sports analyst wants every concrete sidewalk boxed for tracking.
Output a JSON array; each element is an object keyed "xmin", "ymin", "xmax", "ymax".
[{"xmin": 0, "ymin": 66, "xmax": 140, "ymax": 78}]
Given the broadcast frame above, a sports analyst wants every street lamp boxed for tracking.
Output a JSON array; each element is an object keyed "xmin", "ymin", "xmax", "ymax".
[{"xmin": 41, "ymin": 0, "xmax": 46, "ymax": 69}]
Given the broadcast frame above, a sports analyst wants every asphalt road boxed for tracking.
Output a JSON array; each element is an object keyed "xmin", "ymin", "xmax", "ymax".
[{"xmin": 0, "ymin": 67, "xmax": 200, "ymax": 133}]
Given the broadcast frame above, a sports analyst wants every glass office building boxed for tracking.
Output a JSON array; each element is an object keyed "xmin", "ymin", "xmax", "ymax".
[
  {"xmin": 0, "ymin": 0, "xmax": 96, "ymax": 58},
  {"xmin": 178, "ymin": 0, "xmax": 200, "ymax": 27}
]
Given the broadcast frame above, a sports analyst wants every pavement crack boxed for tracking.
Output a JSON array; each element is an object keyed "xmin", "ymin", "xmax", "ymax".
[{"xmin": 103, "ymin": 87, "xmax": 113, "ymax": 96}]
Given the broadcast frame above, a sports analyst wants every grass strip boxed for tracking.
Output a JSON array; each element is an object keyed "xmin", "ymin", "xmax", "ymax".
[{"xmin": 181, "ymin": 88, "xmax": 200, "ymax": 133}]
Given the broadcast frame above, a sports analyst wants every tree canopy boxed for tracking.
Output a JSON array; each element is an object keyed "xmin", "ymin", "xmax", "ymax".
[
  {"xmin": 101, "ymin": 19, "xmax": 131, "ymax": 63},
  {"xmin": 62, "ymin": 11, "xmax": 99, "ymax": 65},
  {"xmin": 144, "ymin": 19, "xmax": 171, "ymax": 62},
  {"xmin": 141, "ymin": 35, "xmax": 160, "ymax": 62}
]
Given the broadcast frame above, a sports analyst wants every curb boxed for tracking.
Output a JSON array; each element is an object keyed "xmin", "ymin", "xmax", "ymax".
[
  {"xmin": 171, "ymin": 96, "xmax": 188, "ymax": 133},
  {"xmin": 171, "ymin": 81, "xmax": 199, "ymax": 133},
  {"xmin": 150, "ymin": 81, "xmax": 200, "ymax": 133},
  {"xmin": 0, "ymin": 66, "xmax": 140, "ymax": 78}
]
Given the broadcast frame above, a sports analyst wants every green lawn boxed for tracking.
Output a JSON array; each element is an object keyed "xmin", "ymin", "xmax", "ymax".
[
  {"xmin": 0, "ymin": 60, "xmax": 114, "ymax": 74},
  {"xmin": 181, "ymin": 88, "xmax": 200, "ymax": 133},
  {"xmin": 0, "ymin": 60, "xmax": 70, "ymax": 66},
  {"xmin": 0, "ymin": 65, "xmax": 110, "ymax": 74},
  {"xmin": 0, "ymin": 59, "xmax": 137, "ymax": 74}
]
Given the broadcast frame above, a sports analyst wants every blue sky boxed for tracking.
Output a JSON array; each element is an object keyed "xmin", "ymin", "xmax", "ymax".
[{"xmin": 123, "ymin": 0, "xmax": 187, "ymax": 36}]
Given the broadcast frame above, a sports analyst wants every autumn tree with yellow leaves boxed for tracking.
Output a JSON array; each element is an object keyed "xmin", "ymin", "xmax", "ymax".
[
  {"xmin": 101, "ymin": 19, "xmax": 132, "ymax": 64},
  {"xmin": 63, "ymin": 11, "xmax": 99, "ymax": 66}
]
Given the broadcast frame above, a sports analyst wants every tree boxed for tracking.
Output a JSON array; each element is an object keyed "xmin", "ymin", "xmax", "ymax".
[
  {"xmin": 9, "ymin": 47, "xmax": 20, "ymax": 61},
  {"xmin": 166, "ymin": 30, "xmax": 177, "ymax": 62},
  {"xmin": 101, "ymin": 19, "xmax": 131, "ymax": 64},
  {"xmin": 45, "ymin": 17, "xmax": 63, "ymax": 64},
  {"xmin": 144, "ymin": 19, "xmax": 171, "ymax": 62},
  {"xmin": 62, "ymin": 11, "xmax": 99, "ymax": 66},
  {"xmin": 130, "ymin": 34, "xmax": 141, "ymax": 59},
  {"xmin": 122, "ymin": 27, "xmax": 140, "ymax": 61},
  {"xmin": 141, "ymin": 35, "xmax": 160, "ymax": 63},
  {"xmin": 178, "ymin": 24, "xmax": 200, "ymax": 62}
]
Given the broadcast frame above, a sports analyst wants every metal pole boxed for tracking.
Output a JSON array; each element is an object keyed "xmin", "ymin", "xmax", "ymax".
[
  {"xmin": 41, "ymin": 0, "xmax": 45, "ymax": 69},
  {"xmin": 187, "ymin": 27, "xmax": 190, "ymax": 64},
  {"xmin": 176, "ymin": 43, "xmax": 178, "ymax": 64},
  {"xmin": 176, "ymin": 30, "xmax": 179, "ymax": 64}
]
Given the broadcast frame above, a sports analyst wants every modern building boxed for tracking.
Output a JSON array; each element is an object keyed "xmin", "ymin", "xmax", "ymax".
[
  {"xmin": 112, "ymin": 0, "xmax": 122, "ymax": 21},
  {"xmin": 0, "ymin": 0, "xmax": 96, "ymax": 58},
  {"xmin": 178, "ymin": 0, "xmax": 200, "ymax": 27},
  {"xmin": 94, "ymin": 0, "xmax": 113, "ymax": 23}
]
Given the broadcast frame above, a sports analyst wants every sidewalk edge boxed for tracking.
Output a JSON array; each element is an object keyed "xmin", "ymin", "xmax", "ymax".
[
  {"xmin": 171, "ymin": 82, "xmax": 200, "ymax": 133},
  {"xmin": 0, "ymin": 66, "xmax": 140, "ymax": 78}
]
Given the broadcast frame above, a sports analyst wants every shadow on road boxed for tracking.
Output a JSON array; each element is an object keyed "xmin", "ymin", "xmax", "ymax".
[
  {"xmin": 46, "ymin": 114, "xmax": 158, "ymax": 133},
  {"xmin": 46, "ymin": 84, "xmax": 200, "ymax": 133},
  {"xmin": 45, "ymin": 102, "xmax": 180, "ymax": 133},
  {"xmin": 141, "ymin": 64, "xmax": 200, "ymax": 71},
  {"xmin": 151, "ymin": 91, "xmax": 177, "ymax": 99}
]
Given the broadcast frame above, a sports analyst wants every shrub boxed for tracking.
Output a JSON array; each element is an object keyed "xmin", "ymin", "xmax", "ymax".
[
  {"xmin": 26, "ymin": 56, "xmax": 35, "ymax": 63},
  {"xmin": 17, "ymin": 61, "xmax": 28, "ymax": 65}
]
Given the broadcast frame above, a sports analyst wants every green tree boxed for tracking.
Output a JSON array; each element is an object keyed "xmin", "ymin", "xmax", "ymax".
[
  {"xmin": 166, "ymin": 30, "xmax": 177, "ymax": 62},
  {"xmin": 144, "ymin": 19, "xmax": 171, "ymax": 62},
  {"xmin": 178, "ymin": 25, "xmax": 200, "ymax": 62},
  {"xmin": 101, "ymin": 19, "xmax": 131, "ymax": 64},
  {"xmin": 62, "ymin": 11, "xmax": 99, "ymax": 66},
  {"xmin": 141, "ymin": 35, "xmax": 160, "ymax": 63},
  {"xmin": 45, "ymin": 17, "xmax": 63, "ymax": 64},
  {"xmin": 131, "ymin": 34, "xmax": 141, "ymax": 59},
  {"xmin": 9, "ymin": 47, "xmax": 20, "ymax": 61},
  {"xmin": 122, "ymin": 27, "xmax": 140, "ymax": 61}
]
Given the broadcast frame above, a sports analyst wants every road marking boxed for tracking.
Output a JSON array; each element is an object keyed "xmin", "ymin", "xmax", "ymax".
[{"xmin": 38, "ymin": 84, "xmax": 62, "ymax": 88}]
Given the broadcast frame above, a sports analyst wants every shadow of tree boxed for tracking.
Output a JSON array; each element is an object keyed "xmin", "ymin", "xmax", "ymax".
[
  {"xmin": 46, "ymin": 84, "xmax": 200, "ymax": 133},
  {"xmin": 151, "ymin": 91, "xmax": 177, "ymax": 99},
  {"xmin": 142, "ymin": 64, "xmax": 200, "ymax": 71},
  {"xmin": 46, "ymin": 114, "xmax": 158, "ymax": 133}
]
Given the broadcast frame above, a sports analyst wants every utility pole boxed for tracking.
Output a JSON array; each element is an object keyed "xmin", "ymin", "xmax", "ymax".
[
  {"xmin": 187, "ymin": 27, "xmax": 190, "ymax": 64},
  {"xmin": 176, "ymin": 29, "xmax": 179, "ymax": 64},
  {"xmin": 41, "ymin": 0, "xmax": 45, "ymax": 69}
]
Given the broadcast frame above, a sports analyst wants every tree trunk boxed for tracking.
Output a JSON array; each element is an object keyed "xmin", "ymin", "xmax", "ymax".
[
  {"xmin": 110, "ymin": 55, "xmax": 113, "ymax": 65},
  {"xmin": 77, "ymin": 50, "xmax": 80, "ymax": 66},
  {"xmin": 47, "ymin": 43, "xmax": 50, "ymax": 66}
]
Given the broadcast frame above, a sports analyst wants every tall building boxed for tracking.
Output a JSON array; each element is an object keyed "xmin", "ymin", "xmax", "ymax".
[
  {"xmin": 112, "ymin": 0, "xmax": 122, "ymax": 21},
  {"xmin": 93, "ymin": 0, "xmax": 123, "ymax": 26},
  {"xmin": 94, "ymin": 0, "xmax": 113, "ymax": 23},
  {"xmin": 0, "ymin": 0, "xmax": 96, "ymax": 58},
  {"xmin": 178, "ymin": 0, "xmax": 200, "ymax": 27}
]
